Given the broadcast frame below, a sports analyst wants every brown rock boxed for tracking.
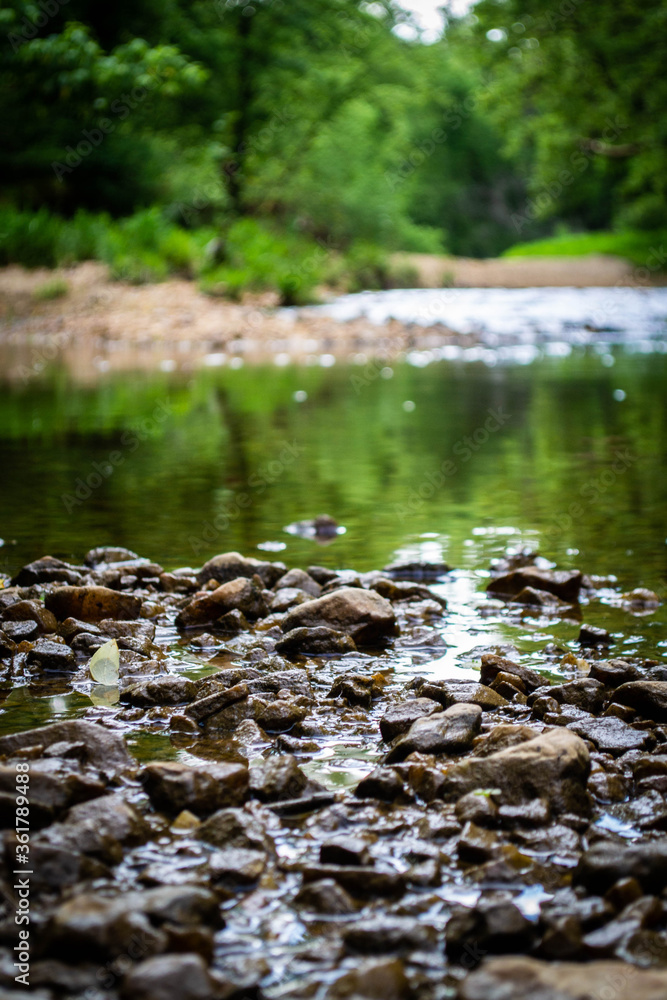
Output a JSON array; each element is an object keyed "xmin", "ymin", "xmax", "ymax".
[
  {"xmin": 457, "ymin": 956, "xmax": 667, "ymax": 1000},
  {"xmin": 45, "ymin": 586, "xmax": 141, "ymax": 622},
  {"xmin": 176, "ymin": 577, "xmax": 268, "ymax": 627},
  {"xmin": 282, "ymin": 586, "xmax": 396, "ymax": 644},
  {"xmin": 197, "ymin": 551, "xmax": 285, "ymax": 587},
  {"xmin": 487, "ymin": 567, "xmax": 582, "ymax": 602},
  {"xmin": 385, "ymin": 703, "xmax": 482, "ymax": 763},
  {"xmin": 440, "ymin": 728, "xmax": 591, "ymax": 816},
  {"xmin": 612, "ymin": 681, "xmax": 667, "ymax": 722},
  {"xmin": 141, "ymin": 760, "xmax": 248, "ymax": 816}
]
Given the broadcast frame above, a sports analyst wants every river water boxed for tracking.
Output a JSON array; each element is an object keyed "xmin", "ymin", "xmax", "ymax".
[{"xmin": 1, "ymin": 286, "xmax": 666, "ymax": 747}]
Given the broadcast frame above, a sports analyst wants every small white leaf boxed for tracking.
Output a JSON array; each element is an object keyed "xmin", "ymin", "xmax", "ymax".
[{"xmin": 88, "ymin": 638, "xmax": 120, "ymax": 686}]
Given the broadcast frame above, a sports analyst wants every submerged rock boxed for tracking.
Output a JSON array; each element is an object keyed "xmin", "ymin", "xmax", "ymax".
[{"xmin": 487, "ymin": 567, "xmax": 582, "ymax": 603}]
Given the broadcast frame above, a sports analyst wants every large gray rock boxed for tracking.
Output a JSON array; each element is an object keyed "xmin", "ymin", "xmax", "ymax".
[
  {"xmin": 612, "ymin": 681, "xmax": 667, "ymax": 722},
  {"xmin": 457, "ymin": 956, "xmax": 667, "ymax": 1000},
  {"xmin": 45, "ymin": 586, "xmax": 141, "ymax": 622},
  {"xmin": 439, "ymin": 728, "xmax": 591, "ymax": 816},
  {"xmin": 197, "ymin": 551, "xmax": 285, "ymax": 588},
  {"xmin": 385, "ymin": 703, "xmax": 482, "ymax": 763},
  {"xmin": 281, "ymin": 587, "xmax": 396, "ymax": 644}
]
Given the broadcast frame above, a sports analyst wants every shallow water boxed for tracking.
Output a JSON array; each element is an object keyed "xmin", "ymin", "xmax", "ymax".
[{"xmin": 1, "ymin": 294, "xmax": 666, "ymax": 767}]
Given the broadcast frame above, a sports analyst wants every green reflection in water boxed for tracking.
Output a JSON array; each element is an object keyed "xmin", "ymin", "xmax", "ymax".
[{"xmin": 0, "ymin": 350, "xmax": 665, "ymax": 595}]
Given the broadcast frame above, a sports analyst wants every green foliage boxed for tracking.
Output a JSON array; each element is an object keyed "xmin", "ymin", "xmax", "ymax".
[
  {"xmin": 504, "ymin": 230, "xmax": 667, "ymax": 269},
  {"xmin": 1, "ymin": 0, "xmax": 664, "ymax": 270},
  {"xmin": 466, "ymin": 0, "xmax": 667, "ymax": 232}
]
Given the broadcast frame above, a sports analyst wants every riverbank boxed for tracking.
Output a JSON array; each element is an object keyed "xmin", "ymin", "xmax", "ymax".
[
  {"xmin": 0, "ymin": 545, "xmax": 665, "ymax": 999},
  {"xmin": 1, "ymin": 256, "xmax": 666, "ymax": 380}
]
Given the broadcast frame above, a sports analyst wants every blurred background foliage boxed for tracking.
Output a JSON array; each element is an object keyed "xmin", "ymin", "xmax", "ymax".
[{"xmin": 1, "ymin": 0, "xmax": 665, "ymax": 298}]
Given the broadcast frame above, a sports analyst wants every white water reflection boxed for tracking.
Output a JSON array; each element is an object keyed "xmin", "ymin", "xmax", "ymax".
[{"xmin": 314, "ymin": 286, "xmax": 667, "ymax": 346}]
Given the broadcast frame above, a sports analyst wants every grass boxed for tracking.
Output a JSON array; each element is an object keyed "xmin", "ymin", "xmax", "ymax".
[
  {"xmin": 0, "ymin": 205, "xmax": 421, "ymax": 304},
  {"xmin": 32, "ymin": 277, "xmax": 69, "ymax": 301},
  {"xmin": 503, "ymin": 230, "xmax": 667, "ymax": 269}
]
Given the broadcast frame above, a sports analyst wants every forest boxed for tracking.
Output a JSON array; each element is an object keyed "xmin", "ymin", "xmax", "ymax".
[{"xmin": 2, "ymin": 0, "xmax": 666, "ymax": 300}]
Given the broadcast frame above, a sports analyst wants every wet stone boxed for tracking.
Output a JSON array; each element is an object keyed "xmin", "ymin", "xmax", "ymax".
[
  {"xmin": 568, "ymin": 715, "xmax": 655, "ymax": 756},
  {"xmin": 248, "ymin": 754, "xmax": 311, "ymax": 802},
  {"xmin": 420, "ymin": 679, "xmax": 508, "ymax": 711},
  {"xmin": 380, "ymin": 697, "xmax": 442, "ymax": 741},
  {"xmin": 12, "ymin": 555, "xmax": 85, "ymax": 587},
  {"xmin": 141, "ymin": 760, "xmax": 248, "ymax": 816},
  {"xmin": 579, "ymin": 623, "xmax": 613, "ymax": 646},
  {"xmin": 45, "ymin": 586, "xmax": 142, "ymax": 622},
  {"xmin": 612, "ymin": 681, "xmax": 667, "ymax": 722},
  {"xmin": 282, "ymin": 586, "xmax": 396, "ymax": 644},
  {"xmin": 276, "ymin": 625, "xmax": 357, "ymax": 655},
  {"xmin": 355, "ymin": 767, "xmax": 407, "ymax": 802},
  {"xmin": 0, "ymin": 720, "xmax": 133, "ymax": 776},
  {"xmin": 176, "ymin": 577, "xmax": 268, "ymax": 627},
  {"xmin": 121, "ymin": 675, "xmax": 197, "ymax": 707},
  {"xmin": 446, "ymin": 900, "xmax": 535, "ymax": 964},
  {"xmin": 440, "ymin": 728, "xmax": 591, "ymax": 817},
  {"xmin": 2, "ymin": 619, "xmax": 38, "ymax": 642},
  {"xmin": 120, "ymin": 952, "xmax": 217, "ymax": 1000},
  {"xmin": 479, "ymin": 654, "xmax": 545, "ymax": 694},
  {"xmin": 486, "ymin": 567, "xmax": 583, "ymax": 602},
  {"xmin": 320, "ymin": 835, "xmax": 372, "ymax": 866},
  {"xmin": 294, "ymin": 878, "xmax": 357, "ymax": 914},
  {"xmin": 385, "ymin": 702, "xmax": 482, "ymax": 763},
  {"xmin": 343, "ymin": 916, "xmax": 437, "ymax": 954},
  {"xmin": 26, "ymin": 637, "xmax": 76, "ymax": 671},
  {"xmin": 575, "ymin": 841, "xmax": 667, "ymax": 894},
  {"xmin": 197, "ymin": 551, "xmax": 286, "ymax": 588},
  {"xmin": 0, "ymin": 598, "xmax": 59, "ymax": 634}
]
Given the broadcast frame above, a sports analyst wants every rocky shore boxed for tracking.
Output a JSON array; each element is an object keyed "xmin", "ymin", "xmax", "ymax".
[{"xmin": 0, "ymin": 546, "xmax": 666, "ymax": 999}]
